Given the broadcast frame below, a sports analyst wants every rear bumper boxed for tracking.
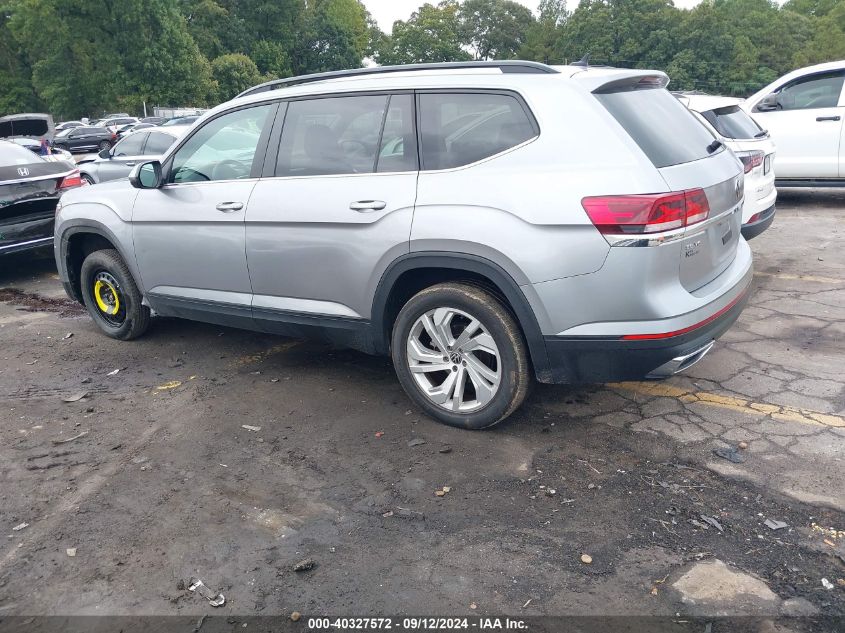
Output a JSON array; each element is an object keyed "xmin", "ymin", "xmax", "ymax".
[
  {"xmin": 741, "ymin": 204, "xmax": 776, "ymax": 241},
  {"xmin": 0, "ymin": 216, "xmax": 55, "ymax": 256},
  {"xmin": 541, "ymin": 284, "xmax": 751, "ymax": 383}
]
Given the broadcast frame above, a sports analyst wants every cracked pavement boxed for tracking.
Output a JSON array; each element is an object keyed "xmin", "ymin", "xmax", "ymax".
[{"xmin": 0, "ymin": 189, "xmax": 843, "ymax": 620}]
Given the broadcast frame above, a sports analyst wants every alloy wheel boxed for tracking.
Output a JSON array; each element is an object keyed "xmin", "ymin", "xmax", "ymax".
[{"xmin": 406, "ymin": 307, "xmax": 501, "ymax": 412}]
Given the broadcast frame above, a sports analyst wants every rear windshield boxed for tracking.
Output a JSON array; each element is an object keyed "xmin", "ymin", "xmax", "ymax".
[
  {"xmin": 595, "ymin": 88, "xmax": 718, "ymax": 168},
  {"xmin": 0, "ymin": 142, "xmax": 45, "ymax": 167},
  {"xmin": 700, "ymin": 105, "xmax": 764, "ymax": 140}
]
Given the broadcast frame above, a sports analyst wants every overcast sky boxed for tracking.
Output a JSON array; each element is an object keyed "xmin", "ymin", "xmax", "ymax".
[{"xmin": 365, "ymin": 0, "xmax": 710, "ymax": 30}]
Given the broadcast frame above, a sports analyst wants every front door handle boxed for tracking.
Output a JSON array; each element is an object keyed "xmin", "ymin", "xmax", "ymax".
[
  {"xmin": 816, "ymin": 115, "xmax": 841, "ymax": 122},
  {"xmin": 216, "ymin": 201, "xmax": 244, "ymax": 213},
  {"xmin": 124, "ymin": 162, "xmax": 136, "ymax": 167},
  {"xmin": 349, "ymin": 200, "xmax": 387, "ymax": 212}
]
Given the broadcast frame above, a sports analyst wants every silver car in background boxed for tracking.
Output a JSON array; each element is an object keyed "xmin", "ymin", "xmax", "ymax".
[
  {"xmin": 54, "ymin": 62, "xmax": 751, "ymax": 429},
  {"xmin": 77, "ymin": 127, "xmax": 187, "ymax": 184}
]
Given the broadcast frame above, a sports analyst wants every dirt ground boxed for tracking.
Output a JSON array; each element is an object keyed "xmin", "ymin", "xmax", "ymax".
[{"xmin": 0, "ymin": 190, "xmax": 843, "ymax": 627}]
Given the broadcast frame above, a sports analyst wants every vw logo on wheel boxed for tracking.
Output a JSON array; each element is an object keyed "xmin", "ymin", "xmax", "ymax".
[{"xmin": 17, "ymin": 167, "xmax": 30, "ymax": 177}]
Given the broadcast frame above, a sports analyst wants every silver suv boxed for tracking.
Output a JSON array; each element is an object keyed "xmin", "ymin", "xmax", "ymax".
[{"xmin": 54, "ymin": 62, "xmax": 752, "ymax": 429}]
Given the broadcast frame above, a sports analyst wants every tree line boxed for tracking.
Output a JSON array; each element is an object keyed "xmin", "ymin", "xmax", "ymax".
[{"xmin": 1, "ymin": 0, "xmax": 843, "ymax": 119}]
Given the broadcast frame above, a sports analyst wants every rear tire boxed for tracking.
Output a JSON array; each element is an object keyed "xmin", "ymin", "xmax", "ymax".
[
  {"xmin": 391, "ymin": 283, "xmax": 530, "ymax": 429},
  {"xmin": 81, "ymin": 173, "xmax": 95, "ymax": 185},
  {"xmin": 98, "ymin": 140, "xmax": 111, "ymax": 151},
  {"xmin": 80, "ymin": 249, "xmax": 150, "ymax": 340}
]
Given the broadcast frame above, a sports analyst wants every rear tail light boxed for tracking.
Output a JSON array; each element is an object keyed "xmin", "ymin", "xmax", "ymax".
[
  {"xmin": 58, "ymin": 169, "xmax": 87, "ymax": 191},
  {"xmin": 736, "ymin": 150, "xmax": 764, "ymax": 174},
  {"xmin": 111, "ymin": 133, "xmax": 117, "ymax": 141},
  {"xmin": 582, "ymin": 189, "xmax": 710, "ymax": 235}
]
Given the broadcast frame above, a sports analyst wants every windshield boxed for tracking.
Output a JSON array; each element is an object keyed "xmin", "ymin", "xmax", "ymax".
[
  {"xmin": 700, "ymin": 105, "xmax": 764, "ymax": 140},
  {"xmin": 595, "ymin": 87, "xmax": 718, "ymax": 168},
  {"xmin": 0, "ymin": 142, "xmax": 45, "ymax": 167}
]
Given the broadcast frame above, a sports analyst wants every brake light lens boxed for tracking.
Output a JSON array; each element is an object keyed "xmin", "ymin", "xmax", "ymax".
[
  {"xmin": 736, "ymin": 150, "xmax": 764, "ymax": 174},
  {"xmin": 582, "ymin": 189, "xmax": 710, "ymax": 235},
  {"xmin": 58, "ymin": 169, "xmax": 87, "ymax": 191}
]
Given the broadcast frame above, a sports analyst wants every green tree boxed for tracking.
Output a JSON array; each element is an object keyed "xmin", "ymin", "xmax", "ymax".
[
  {"xmin": 519, "ymin": 0, "xmax": 569, "ymax": 64},
  {"xmin": 8, "ymin": 0, "xmax": 213, "ymax": 117},
  {"xmin": 293, "ymin": 0, "xmax": 367, "ymax": 73},
  {"xmin": 0, "ymin": 1, "xmax": 39, "ymax": 115},
  {"xmin": 459, "ymin": 0, "xmax": 536, "ymax": 60},
  {"xmin": 211, "ymin": 53, "xmax": 264, "ymax": 101},
  {"xmin": 376, "ymin": 1, "xmax": 471, "ymax": 65},
  {"xmin": 178, "ymin": 0, "xmax": 232, "ymax": 60}
]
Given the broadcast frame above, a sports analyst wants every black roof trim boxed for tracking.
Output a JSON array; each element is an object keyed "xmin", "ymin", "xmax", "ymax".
[{"xmin": 236, "ymin": 61, "xmax": 559, "ymax": 99}]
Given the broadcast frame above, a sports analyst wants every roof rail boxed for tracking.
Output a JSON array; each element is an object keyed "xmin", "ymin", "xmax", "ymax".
[{"xmin": 236, "ymin": 61, "xmax": 559, "ymax": 99}]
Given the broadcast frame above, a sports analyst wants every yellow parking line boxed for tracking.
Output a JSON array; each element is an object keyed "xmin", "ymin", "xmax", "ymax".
[
  {"xmin": 754, "ymin": 271, "xmax": 842, "ymax": 284},
  {"xmin": 609, "ymin": 382, "xmax": 845, "ymax": 429}
]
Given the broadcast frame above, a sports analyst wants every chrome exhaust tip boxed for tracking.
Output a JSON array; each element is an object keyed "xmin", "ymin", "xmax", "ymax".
[{"xmin": 646, "ymin": 340, "xmax": 715, "ymax": 379}]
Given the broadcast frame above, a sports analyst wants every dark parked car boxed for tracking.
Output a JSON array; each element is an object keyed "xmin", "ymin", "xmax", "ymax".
[
  {"xmin": 0, "ymin": 140, "xmax": 85, "ymax": 255},
  {"xmin": 52, "ymin": 126, "xmax": 115, "ymax": 153},
  {"xmin": 139, "ymin": 117, "xmax": 166, "ymax": 125}
]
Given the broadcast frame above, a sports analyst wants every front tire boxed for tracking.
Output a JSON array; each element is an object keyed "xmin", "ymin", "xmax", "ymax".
[
  {"xmin": 80, "ymin": 249, "xmax": 150, "ymax": 340},
  {"xmin": 391, "ymin": 283, "xmax": 530, "ymax": 429}
]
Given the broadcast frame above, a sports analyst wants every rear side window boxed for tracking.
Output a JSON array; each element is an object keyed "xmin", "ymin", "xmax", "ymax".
[
  {"xmin": 700, "ymin": 106, "xmax": 764, "ymax": 140},
  {"xmin": 596, "ymin": 88, "xmax": 717, "ymax": 168},
  {"xmin": 418, "ymin": 92, "xmax": 536, "ymax": 170}
]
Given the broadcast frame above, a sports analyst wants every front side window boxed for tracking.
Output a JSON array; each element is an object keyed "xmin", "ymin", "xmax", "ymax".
[
  {"xmin": 113, "ymin": 132, "xmax": 147, "ymax": 156},
  {"xmin": 169, "ymin": 104, "xmax": 272, "ymax": 183},
  {"xmin": 276, "ymin": 95, "xmax": 389, "ymax": 177},
  {"xmin": 418, "ymin": 92, "xmax": 537, "ymax": 170},
  {"xmin": 145, "ymin": 132, "xmax": 176, "ymax": 155},
  {"xmin": 776, "ymin": 72, "xmax": 845, "ymax": 111}
]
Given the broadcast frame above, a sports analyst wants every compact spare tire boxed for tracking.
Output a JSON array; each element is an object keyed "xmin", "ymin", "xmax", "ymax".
[
  {"xmin": 80, "ymin": 249, "xmax": 150, "ymax": 340},
  {"xmin": 391, "ymin": 282, "xmax": 530, "ymax": 429}
]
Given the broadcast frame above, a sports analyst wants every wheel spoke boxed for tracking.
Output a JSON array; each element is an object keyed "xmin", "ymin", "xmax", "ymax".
[
  {"xmin": 422, "ymin": 313, "xmax": 449, "ymax": 352},
  {"xmin": 451, "ymin": 367, "xmax": 467, "ymax": 411},
  {"xmin": 461, "ymin": 331, "xmax": 496, "ymax": 355},
  {"xmin": 464, "ymin": 352, "xmax": 498, "ymax": 384},
  {"xmin": 431, "ymin": 307, "xmax": 456, "ymax": 350},
  {"xmin": 407, "ymin": 339, "xmax": 444, "ymax": 365},
  {"xmin": 464, "ymin": 361, "xmax": 496, "ymax": 406},
  {"xmin": 427, "ymin": 369, "xmax": 458, "ymax": 405},
  {"xmin": 451, "ymin": 318, "xmax": 480, "ymax": 350}
]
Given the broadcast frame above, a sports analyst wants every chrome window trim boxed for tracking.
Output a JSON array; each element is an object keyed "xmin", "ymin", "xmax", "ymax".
[{"xmin": 0, "ymin": 236, "xmax": 54, "ymax": 252}]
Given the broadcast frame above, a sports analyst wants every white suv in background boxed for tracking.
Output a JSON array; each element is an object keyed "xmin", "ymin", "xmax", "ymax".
[
  {"xmin": 742, "ymin": 60, "xmax": 845, "ymax": 186},
  {"xmin": 677, "ymin": 93, "xmax": 777, "ymax": 240}
]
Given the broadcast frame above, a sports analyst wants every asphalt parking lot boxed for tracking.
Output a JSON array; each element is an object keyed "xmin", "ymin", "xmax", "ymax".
[{"xmin": 0, "ymin": 190, "xmax": 843, "ymax": 624}]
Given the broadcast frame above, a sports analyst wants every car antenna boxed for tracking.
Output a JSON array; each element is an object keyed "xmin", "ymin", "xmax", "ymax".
[{"xmin": 571, "ymin": 53, "xmax": 591, "ymax": 68}]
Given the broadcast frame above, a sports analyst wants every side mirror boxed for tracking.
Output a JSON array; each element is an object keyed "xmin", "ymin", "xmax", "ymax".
[
  {"xmin": 98, "ymin": 148, "xmax": 111, "ymax": 159},
  {"xmin": 129, "ymin": 160, "xmax": 163, "ymax": 189},
  {"xmin": 755, "ymin": 93, "xmax": 780, "ymax": 112}
]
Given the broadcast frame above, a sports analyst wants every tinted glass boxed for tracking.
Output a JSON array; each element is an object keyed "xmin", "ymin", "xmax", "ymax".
[
  {"xmin": 0, "ymin": 142, "xmax": 44, "ymax": 166},
  {"xmin": 701, "ymin": 106, "xmax": 763, "ymax": 139},
  {"xmin": 170, "ymin": 104, "xmax": 271, "ymax": 183},
  {"xmin": 777, "ymin": 72, "xmax": 844, "ymax": 110},
  {"xmin": 377, "ymin": 94, "xmax": 418, "ymax": 173},
  {"xmin": 113, "ymin": 132, "xmax": 147, "ymax": 156},
  {"xmin": 276, "ymin": 95, "xmax": 388, "ymax": 177},
  {"xmin": 145, "ymin": 132, "xmax": 175, "ymax": 155},
  {"xmin": 596, "ymin": 88, "xmax": 716, "ymax": 168},
  {"xmin": 418, "ymin": 92, "xmax": 536, "ymax": 170}
]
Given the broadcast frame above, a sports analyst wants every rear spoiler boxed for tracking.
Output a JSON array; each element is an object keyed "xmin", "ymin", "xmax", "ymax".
[{"xmin": 568, "ymin": 69, "xmax": 670, "ymax": 94}]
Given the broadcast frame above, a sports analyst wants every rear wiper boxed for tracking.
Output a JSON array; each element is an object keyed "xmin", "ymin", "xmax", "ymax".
[
  {"xmin": 754, "ymin": 129, "xmax": 768, "ymax": 138},
  {"xmin": 706, "ymin": 139, "xmax": 724, "ymax": 154}
]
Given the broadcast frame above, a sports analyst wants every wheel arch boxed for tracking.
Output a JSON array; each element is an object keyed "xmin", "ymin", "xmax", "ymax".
[
  {"xmin": 60, "ymin": 223, "xmax": 138, "ymax": 304},
  {"xmin": 371, "ymin": 253, "xmax": 551, "ymax": 381}
]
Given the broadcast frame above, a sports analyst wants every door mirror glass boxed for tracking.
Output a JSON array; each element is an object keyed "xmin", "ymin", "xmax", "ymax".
[{"xmin": 130, "ymin": 161, "xmax": 162, "ymax": 189}]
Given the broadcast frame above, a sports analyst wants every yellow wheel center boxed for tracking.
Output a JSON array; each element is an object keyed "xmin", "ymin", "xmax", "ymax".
[{"xmin": 94, "ymin": 279, "xmax": 120, "ymax": 315}]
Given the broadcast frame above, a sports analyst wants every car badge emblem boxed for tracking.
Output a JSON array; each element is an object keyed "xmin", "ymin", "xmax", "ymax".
[{"xmin": 17, "ymin": 167, "xmax": 30, "ymax": 177}]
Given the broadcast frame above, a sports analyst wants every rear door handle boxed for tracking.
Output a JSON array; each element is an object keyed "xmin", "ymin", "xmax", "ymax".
[
  {"xmin": 349, "ymin": 200, "xmax": 387, "ymax": 212},
  {"xmin": 816, "ymin": 115, "xmax": 841, "ymax": 122},
  {"xmin": 216, "ymin": 201, "xmax": 244, "ymax": 213},
  {"xmin": 124, "ymin": 162, "xmax": 136, "ymax": 167}
]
